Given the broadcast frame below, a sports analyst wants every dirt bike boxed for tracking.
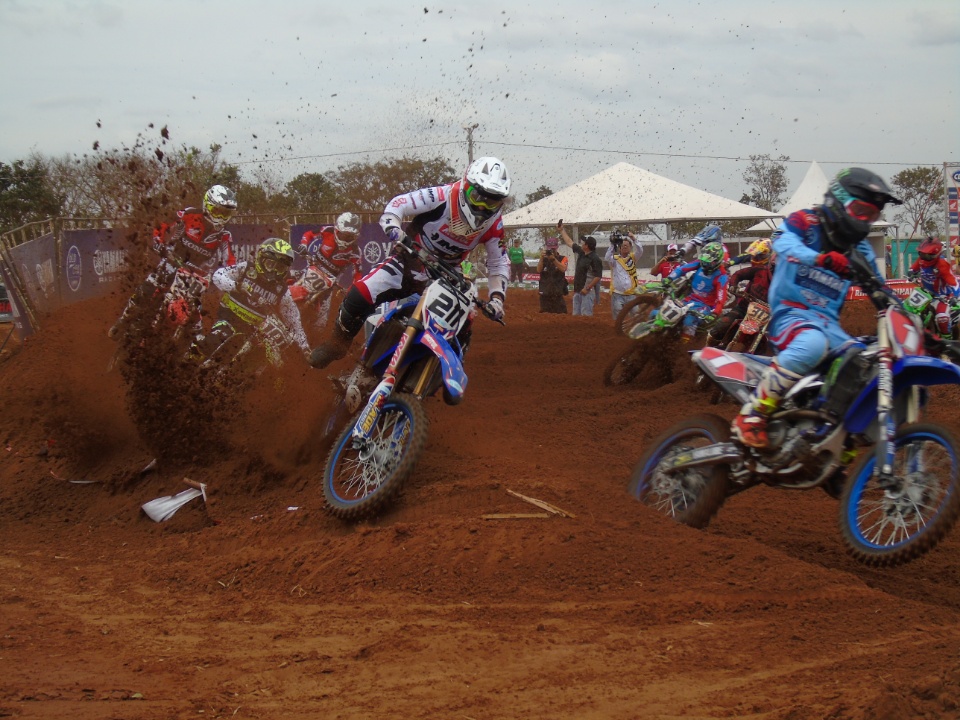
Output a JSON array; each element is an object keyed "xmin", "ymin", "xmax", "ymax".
[
  {"xmin": 630, "ymin": 250, "xmax": 960, "ymax": 567},
  {"xmin": 603, "ymin": 278, "xmax": 716, "ymax": 386},
  {"xmin": 290, "ymin": 262, "xmax": 349, "ymax": 336},
  {"xmin": 196, "ymin": 305, "xmax": 298, "ymax": 379},
  {"xmin": 320, "ymin": 243, "xmax": 503, "ymax": 521},
  {"xmin": 614, "ymin": 279, "xmax": 674, "ymax": 336},
  {"xmin": 108, "ymin": 265, "xmax": 209, "ymax": 371},
  {"xmin": 901, "ymin": 283, "xmax": 960, "ymax": 342}
]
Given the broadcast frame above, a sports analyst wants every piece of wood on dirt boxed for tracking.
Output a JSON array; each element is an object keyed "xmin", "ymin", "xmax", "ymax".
[
  {"xmin": 482, "ymin": 513, "xmax": 552, "ymax": 520},
  {"xmin": 506, "ymin": 489, "xmax": 576, "ymax": 518}
]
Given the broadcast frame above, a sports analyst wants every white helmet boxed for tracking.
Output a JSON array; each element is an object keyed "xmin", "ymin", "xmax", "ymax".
[
  {"xmin": 203, "ymin": 185, "xmax": 237, "ymax": 229},
  {"xmin": 459, "ymin": 156, "xmax": 510, "ymax": 230},
  {"xmin": 334, "ymin": 212, "xmax": 361, "ymax": 248}
]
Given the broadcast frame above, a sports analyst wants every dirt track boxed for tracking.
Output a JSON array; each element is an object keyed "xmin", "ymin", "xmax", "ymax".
[{"xmin": 1, "ymin": 289, "xmax": 959, "ymax": 719}]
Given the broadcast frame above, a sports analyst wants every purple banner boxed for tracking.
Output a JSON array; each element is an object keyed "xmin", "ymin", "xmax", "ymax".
[
  {"xmin": 59, "ymin": 228, "xmax": 130, "ymax": 304},
  {"xmin": 7, "ymin": 231, "xmax": 60, "ymax": 316},
  {"xmin": 290, "ymin": 222, "xmax": 389, "ymax": 281}
]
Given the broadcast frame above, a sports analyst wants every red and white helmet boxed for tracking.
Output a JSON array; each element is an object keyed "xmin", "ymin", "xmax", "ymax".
[
  {"xmin": 666, "ymin": 243, "xmax": 680, "ymax": 258},
  {"xmin": 917, "ymin": 236, "xmax": 943, "ymax": 269},
  {"xmin": 334, "ymin": 212, "xmax": 361, "ymax": 248},
  {"xmin": 458, "ymin": 157, "xmax": 510, "ymax": 231}
]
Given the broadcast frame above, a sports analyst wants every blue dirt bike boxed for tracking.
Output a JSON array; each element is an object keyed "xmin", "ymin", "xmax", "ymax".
[
  {"xmin": 320, "ymin": 243, "xmax": 502, "ymax": 521},
  {"xmin": 630, "ymin": 250, "xmax": 960, "ymax": 567}
]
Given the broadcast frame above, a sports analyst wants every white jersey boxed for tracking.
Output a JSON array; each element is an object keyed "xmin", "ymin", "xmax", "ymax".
[
  {"xmin": 379, "ymin": 181, "xmax": 510, "ymax": 295},
  {"xmin": 212, "ymin": 263, "xmax": 309, "ymax": 353}
]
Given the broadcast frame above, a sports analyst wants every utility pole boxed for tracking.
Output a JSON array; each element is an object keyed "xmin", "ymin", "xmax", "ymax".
[{"xmin": 463, "ymin": 123, "xmax": 479, "ymax": 165}]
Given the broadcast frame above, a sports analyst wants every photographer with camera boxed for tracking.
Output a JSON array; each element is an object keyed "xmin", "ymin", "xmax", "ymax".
[
  {"xmin": 605, "ymin": 229, "xmax": 644, "ymax": 320},
  {"xmin": 537, "ymin": 236, "xmax": 569, "ymax": 313}
]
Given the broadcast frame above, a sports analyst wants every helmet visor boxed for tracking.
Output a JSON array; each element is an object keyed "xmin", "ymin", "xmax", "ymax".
[
  {"xmin": 261, "ymin": 255, "xmax": 292, "ymax": 273},
  {"xmin": 335, "ymin": 229, "xmax": 358, "ymax": 247},
  {"xmin": 465, "ymin": 184, "xmax": 505, "ymax": 213},
  {"xmin": 844, "ymin": 198, "xmax": 880, "ymax": 223},
  {"xmin": 918, "ymin": 251, "xmax": 939, "ymax": 262},
  {"xmin": 205, "ymin": 201, "xmax": 234, "ymax": 225}
]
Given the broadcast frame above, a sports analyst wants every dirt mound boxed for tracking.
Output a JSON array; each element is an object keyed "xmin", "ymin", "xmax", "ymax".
[{"xmin": 1, "ymin": 290, "xmax": 958, "ymax": 719}]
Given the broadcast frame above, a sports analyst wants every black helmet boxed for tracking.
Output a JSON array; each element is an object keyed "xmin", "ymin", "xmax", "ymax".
[{"xmin": 820, "ymin": 168, "xmax": 902, "ymax": 251}]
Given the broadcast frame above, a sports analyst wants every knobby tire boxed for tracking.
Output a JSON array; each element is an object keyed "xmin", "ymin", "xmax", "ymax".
[
  {"xmin": 322, "ymin": 392, "xmax": 429, "ymax": 521},
  {"xmin": 839, "ymin": 422, "xmax": 960, "ymax": 567},
  {"xmin": 628, "ymin": 413, "xmax": 732, "ymax": 529}
]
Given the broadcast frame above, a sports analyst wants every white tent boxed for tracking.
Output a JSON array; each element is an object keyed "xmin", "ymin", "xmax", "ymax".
[
  {"xmin": 502, "ymin": 162, "xmax": 780, "ymax": 229},
  {"xmin": 746, "ymin": 161, "xmax": 829, "ymax": 233}
]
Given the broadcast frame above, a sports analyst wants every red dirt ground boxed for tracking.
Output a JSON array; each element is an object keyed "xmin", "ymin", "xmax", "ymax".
[{"xmin": 1, "ymin": 289, "xmax": 959, "ymax": 720}]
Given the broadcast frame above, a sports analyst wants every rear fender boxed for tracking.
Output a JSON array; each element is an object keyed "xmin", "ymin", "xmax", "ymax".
[
  {"xmin": 693, "ymin": 346, "xmax": 771, "ymax": 404},
  {"xmin": 844, "ymin": 356, "xmax": 960, "ymax": 433}
]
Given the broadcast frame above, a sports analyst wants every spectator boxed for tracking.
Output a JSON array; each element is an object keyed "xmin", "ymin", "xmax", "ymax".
[
  {"xmin": 951, "ymin": 240, "xmax": 960, "ymax": 273},
  {"xmin": 558, "ymin": 221, "xmax": 603, "ymax": 316},
  {"xmin": 605, "ymin": 230, "xmax": 644, "ymax": 320},
  {"xmin": 651, "ymin": 243, "xmax": 684, "ymax": 279},
  {"xmin": 508, "ymin": 238, "xmax": 526, "ymax": 287},
  {"xmin": 537, "ymin": 237, "xmax": 568, "ymax": 313}
]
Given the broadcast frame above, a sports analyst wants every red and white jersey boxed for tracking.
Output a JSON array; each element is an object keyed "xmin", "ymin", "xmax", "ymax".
[
  {"xmin": 380, "ymin": 181, "xmax": 509, "ymax": 281},
  {"xmin": 153, "ymin": 207, "xmax": 235, "ymax": 275},
  {"xmin": 300, "ymin": 226, "xmax": 362, "ymax": 282}
]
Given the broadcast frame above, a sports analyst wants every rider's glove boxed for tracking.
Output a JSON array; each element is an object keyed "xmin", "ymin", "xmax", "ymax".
[
  {"xmin": 387, "ymin": 226, "xmax": 410, "ymax": 248},
  {"xmin": 661, "ymin": 277, "xmax": 673, "ymax": 290},
  {"xmin": 907, "ymin": 270, "xmax": 919, "ymax": 281},
  {"xmin": 816, "ymin": 251, "xmax": 852, "ymax": 278},
  {"xmin": 702, "ymin": 313, "xmax": 716, "ymax": 325},
  {"xmin": 486, "ymin": 294, "xmax": 505, "ymax": 322}
]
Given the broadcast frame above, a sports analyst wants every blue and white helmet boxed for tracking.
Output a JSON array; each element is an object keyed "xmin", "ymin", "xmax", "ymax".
[{"xmin": 692, "ymin": 223, "xmax": 722, "ymax": 247}]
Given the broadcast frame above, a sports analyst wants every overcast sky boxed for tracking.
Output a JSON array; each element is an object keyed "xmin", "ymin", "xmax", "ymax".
[{"xmin": 1, "ymin": 0, "xmax": 957, "ymax": 206}]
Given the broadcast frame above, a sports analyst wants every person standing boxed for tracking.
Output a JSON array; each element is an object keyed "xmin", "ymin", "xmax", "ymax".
[
  {"xmin": 507, "ymin": 238, "xmax": 526, "ymax": 287},
  {"xmin": 559, "ymin": 221, "xmax": 603, "ymax": 316},
  {"xmin": 605, "ymin": 230, "xmax": 644, "ymax": 320},
  {"xmin": 651, "ymin": 244, "xmax": 684, "ymax": 279},
  {"xmin": 537, "ymin": 237, "xmax": 568, "ymax": 313}
]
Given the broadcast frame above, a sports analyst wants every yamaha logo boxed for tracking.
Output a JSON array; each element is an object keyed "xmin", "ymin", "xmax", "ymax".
[
  {"xmin": 363, "ymin": 241, "xmax": 384, "ymax": 265},
  {"xmin": 66, "ymin": 246, "xmax": 82, "ymax": 292}
]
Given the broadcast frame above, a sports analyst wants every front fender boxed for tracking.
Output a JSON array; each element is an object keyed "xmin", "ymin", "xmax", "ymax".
[
  {"xmin": 844, "ymin": 356, "xmax": 960, "ymax": 433},
  {"xmin": 419, "ymin": 330, "xmax": 468, "ymax": 401}
]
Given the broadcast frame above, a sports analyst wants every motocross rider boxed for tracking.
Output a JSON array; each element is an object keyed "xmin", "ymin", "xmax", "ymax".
[
  {"xmin": 662, "ymin": 240, "xmax": 729, "ymax": 342},
  {"xmin": 706, "ymin": 239, "xmax": 773, "ymax": 347},
  {"xmin": 109, "ymin": 185, "xmax": 238, "ymax": 338},
  {"xmin": 677, "ymin": 223, "xmax": 723, "ymax": 260},
  {"xmin": 732, "ymin": 168, "xmax": 903, "ymax": 449},
  {"xmin": 907, "ymin": 236, "xmax": 959, "ymax": 338},
  {"xmin": 189, "ymin": 237, "xmax": 309, "ymax": 363},
  {"xmin": 291, "ymin": 212, "xmax": 363, "ymax": 331},
  {"xmin": 308, "ymin": 156, "xmax": 512, "ymax": 369}
]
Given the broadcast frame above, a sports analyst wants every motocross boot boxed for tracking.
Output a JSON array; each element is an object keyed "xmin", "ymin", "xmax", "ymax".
[
  {"xmin": 309, "ymin": 290, "xmax": 375, "ymax": 369},
  {"xmin": 731, "ymin": 362, "xmax": 802, "ymax": 449}
]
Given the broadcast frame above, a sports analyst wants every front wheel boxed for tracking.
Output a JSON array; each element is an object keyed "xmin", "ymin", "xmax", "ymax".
[
  {"xmin": 840, "ymin": 422, "xmax": 960, "ymax": 567},
  {"xmin": 628, "ymin": 413, "xmax": 732, "ymax": 528},
  {"xmin": 615, "ymin": 294, "xmax": 660, "ymax": 337},
  {"xmin": 322, "ymin": 392, "xmax": 428, "ymax": 521}
]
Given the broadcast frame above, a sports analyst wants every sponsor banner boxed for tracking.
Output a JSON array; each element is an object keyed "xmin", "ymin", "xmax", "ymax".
[
  {"xmin": 226, "ymin": 223, "xmax": 282, "ymax": 265},
  {"xmin": 59, "ymin": 229, "xmax": 130, "ymax": 303},
  {"xmin": 7, "ymin": 231, "xmax": 60, "ymax": 315},
  {"xmin": 845, "ymin": 278, "xmax": 915, "ymax": 301},
  {"xmin": 948, "ymin": 165, "xmax": 960, "ymax": 252}
]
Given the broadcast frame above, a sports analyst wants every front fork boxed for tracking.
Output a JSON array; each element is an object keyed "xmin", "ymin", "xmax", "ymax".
[
  {"xmin": 873, "ymin": 324, "xmax": 922, "ymax": 480},
  {"xmin": 350, "ymin": 298, "xmax": 424, "ymax": 443}
]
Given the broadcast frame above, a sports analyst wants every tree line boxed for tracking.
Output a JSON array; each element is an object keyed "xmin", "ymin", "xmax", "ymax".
[{"xmin": 0, "ymin": 132, "xmax": 945, "ymax": 240}]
